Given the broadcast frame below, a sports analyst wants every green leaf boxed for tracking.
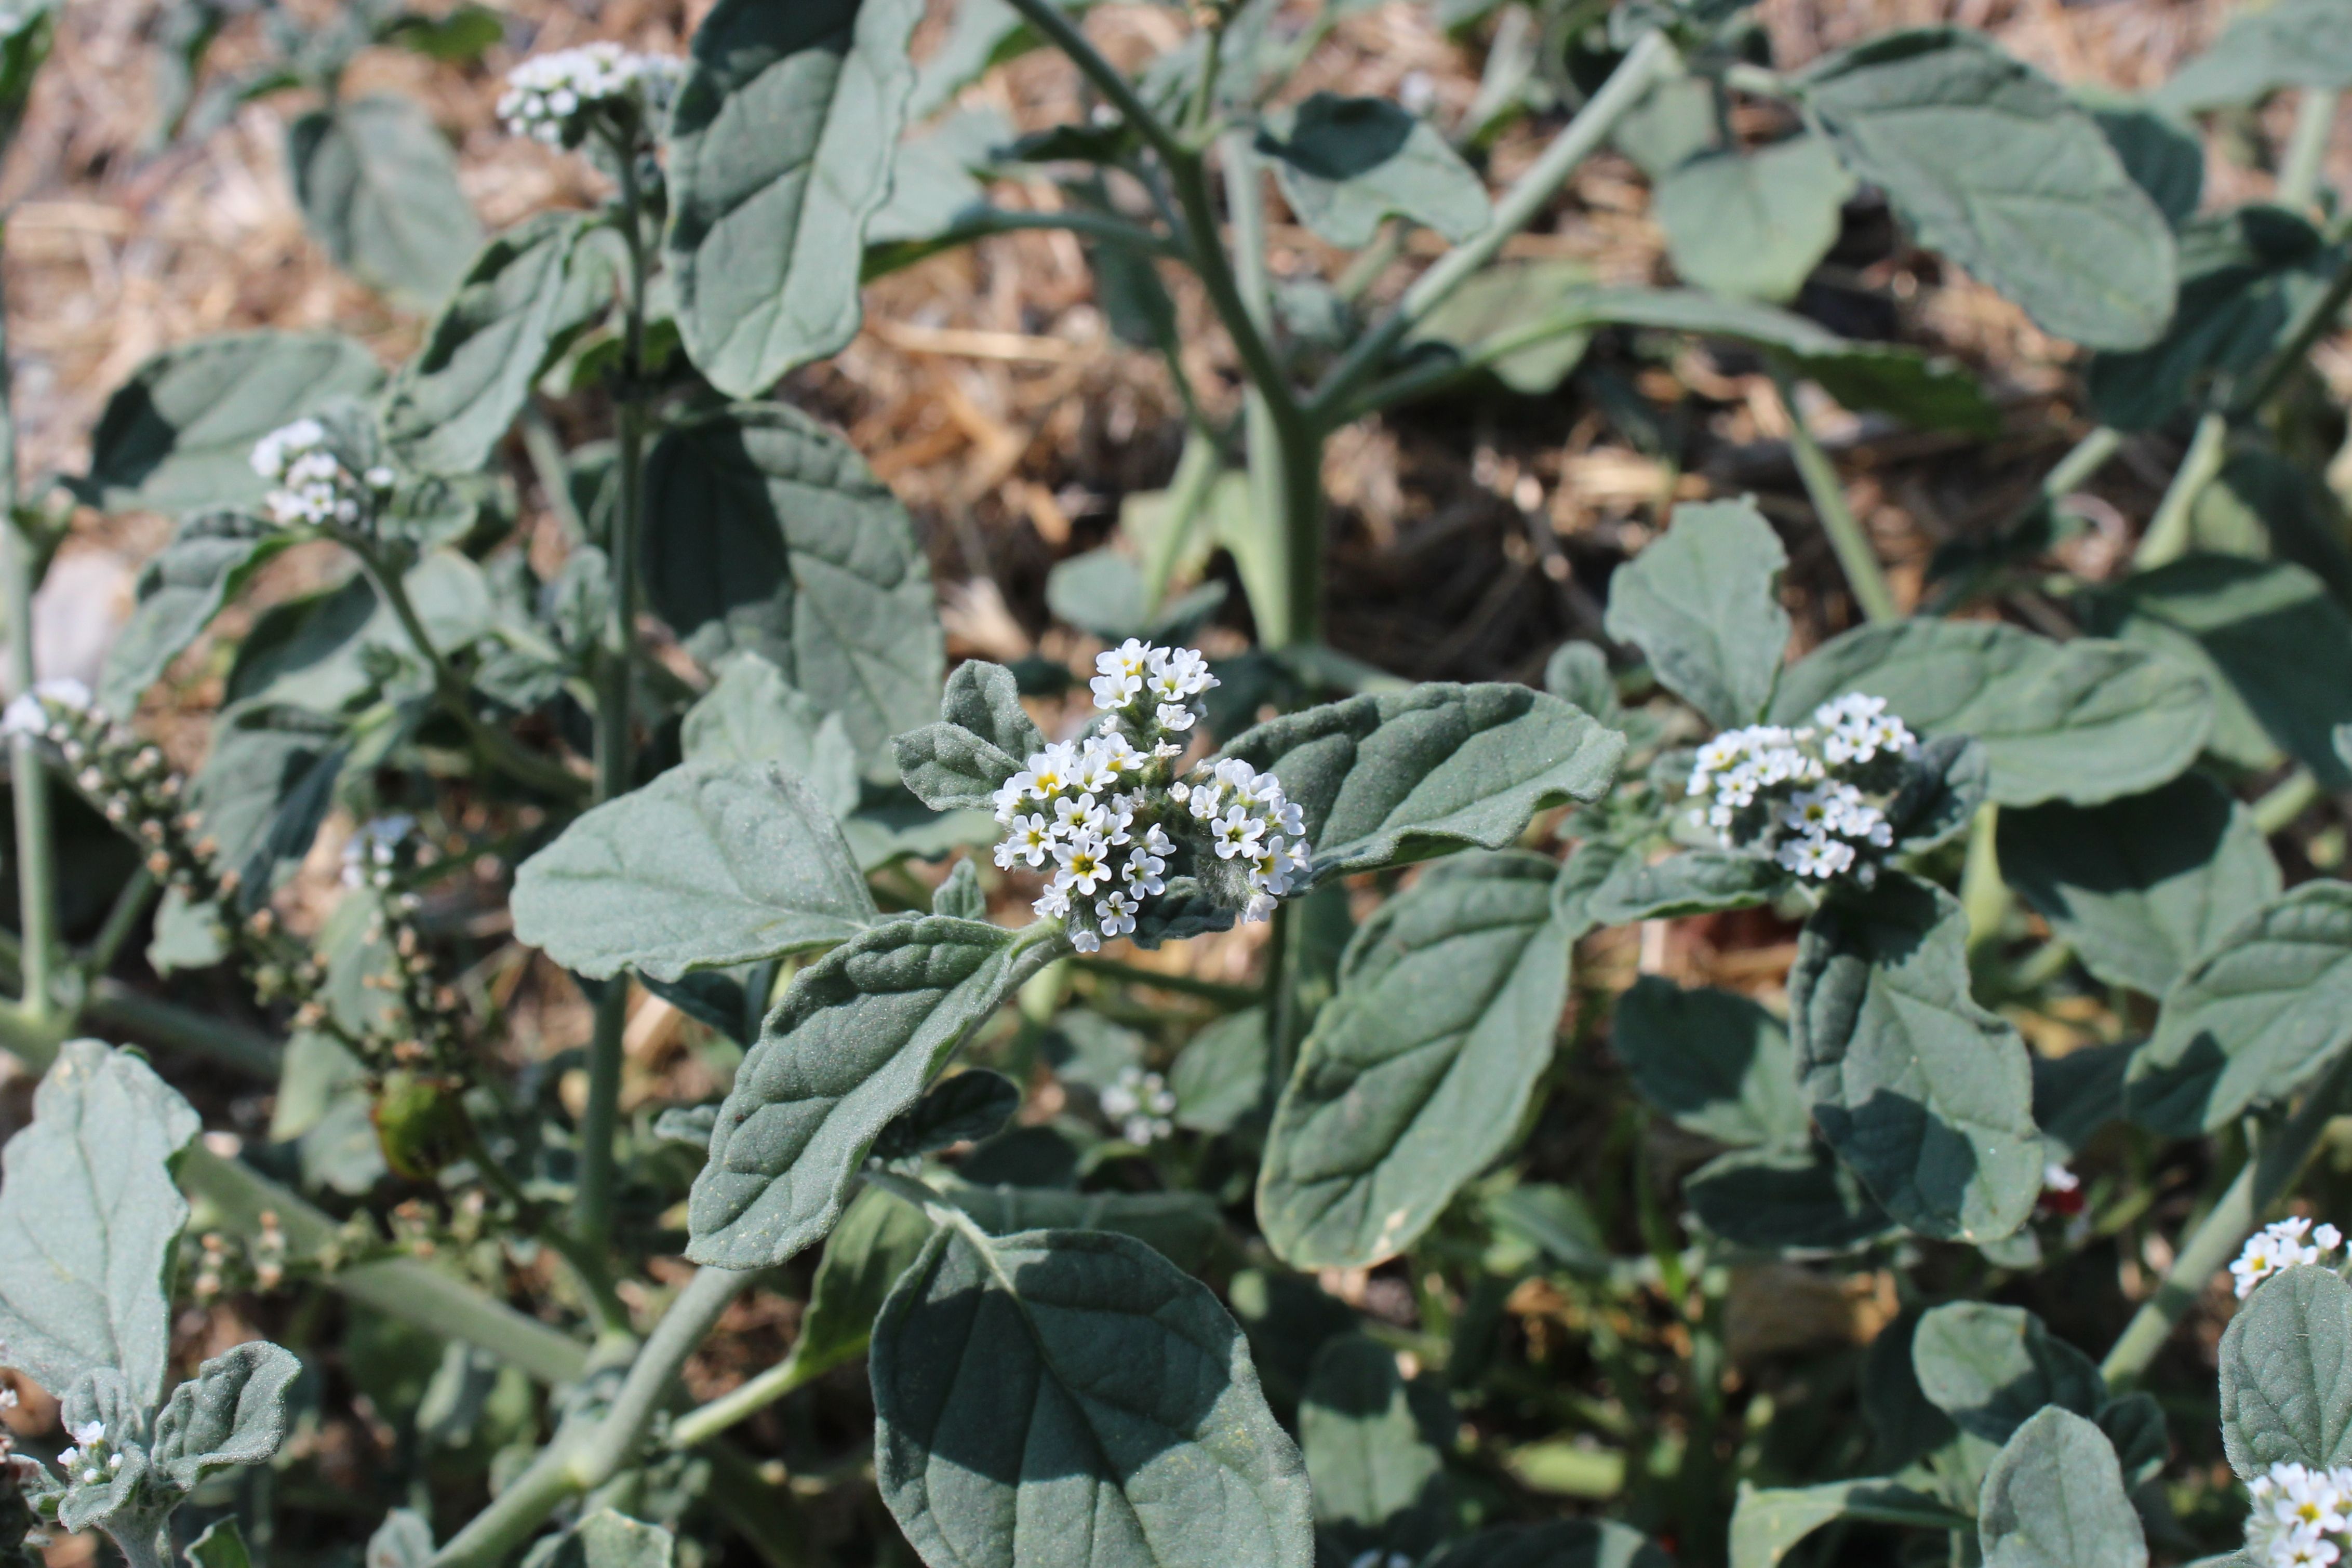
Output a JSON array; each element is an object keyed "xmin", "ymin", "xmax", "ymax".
[
  {"xmin": 873, "ymin": 1069, "xmax": 1020, "ymax": 1159},
  {"xmin": 2084, "ymin": 207, "xmax": 2340, "ymax": 431},
  {"xmin": 546, "ymin": 1512, "xmax": 675, "ymax": 1568},
  {"xmin": 1543, "ymin": 642, "xmax": 1623, "ymax": 724},
  {"xmin": 1801, "ymin": 346, "xmax": 2003, "ymax": 438},
  {"xmin": 1912, "ymin": 1302, "xmax": 2104, "ymax": 1443},
  {"xmin": 1215, "ymin": 684, "xmax": 1624, "ymax": 880},
  {"xmin": 191, "ymin": 702, "xmax": 350, "ymax": 912},
  {"xmin": 99, "ymin": 511, "xmax": 292, "ymax": 713},
  {"xmin": 1798, "ymin": 28, "xmax": 2176, "ymax": 349},
  {"xmin": 1044, "ymin": 548, "xmax": 1227, "ymax": 645},
  {"xmin": 2220, "ymin": 1263, "xmax": 2352, "ymax": 1475},
  {"xmin": 379, "ymin": 5, "xmax": 503, "ymax": 62},
  {"xmin": 2083, "ymin": 96, "xmax": 2203, "ymax": 228},
  {"xmin": 1426, "ymin": 1520, "xmax": 1674, "ymax": 1568},
  {"xmin": 1769, "ymin": 618, "xmax": 2212, "ymax": 807},
  {"xmin": 643, "ymin": 404, "xmax": 944, "ymax": 767},
  {"xmin": 1258, "ymin": 852, "xmax": 1572, "ymax": 1269},
  {"xmin": 511, "ymin": 760, "xmax": 878, "ymax": 983},
  {"xmin": 366, "ymin": 1509, "xmax": 436, "ymax": 1568},
  {"xmin": 76, "ymin": 331, "xmax": 383, "ymax": 513},
  {"xmin": 892, "ymin": 659, "xmax": 1048, "ymax": 811},
  {"xmin": 149, "ymin": 888, "xmax": 228, "ymax": 978},
  {"xmin": 929, "ymin": 860, "xmax": 986, "ymax": 921},
  {"xmin": 667, "ymin": 0, "xmax": 924, "ymax": 396},
  {"xmin": 150, "ymin": 1340, "xmax": 302, "ymax": 1489},
  {"xmin": 1612, "ymin": 976, "xmax": 1807, "ymax": 1148},
  {"xmin": 1406, "ymin": 259, "xmax": 1597, "ymax": 393},
  {"xmin": 2082, "ymin": 555, "xmax": 2352, "ymax": 794},
  {"xmin": 1602, "ymin": 497, "xmax": 1790, "ymax": 727},
  {"xmin": 1998, "ymin": 772, "xmax": 2281, "ymax": 997},
  {"xmin": 0, "ymin": 1040, "xmax": 201, "ymax": 1407},
  {"xmin": 867, "ymin": 108, "xmax": 1011, "ymax": 248},
  {"xmin": 1788, "ymin": 874, "xmax": 2041, "ymax": 1242},
  {"xmin": 790, "ymin": 1184, "xmax": 937, "ymax": 1379},
  {"xmin": 1681, "ymin": 1143, "xmax": 1896, "ymax": 1256},
  {"xmin": 288, "ymin": 94, "xmax": 482, "ymax": 304},
  {"xmin": 382, "ymin": 212, "xmax": 614, "ymax": 476},
  {"xmin": 687, "ymin": 918, "xmax": 1041, "ymax": 1268},
  {"xmin": 1298, "ymin": 1333, "xmax": 1447, "ymax": 1550},
  {"xmin": 188, "ymin": 1521, "xmax": 255, "ymax": 1568},
  {"xmin": 1172, "ymin": 1007, "xmax": 1269, "ymax": 1135},
  {"xmin": 941, "ymin": 1184, "xmax": 1225, "ymax": 1274},
  {"xmin": 870, "ymin": 1221, "xmax": 1314, "ymax": 1568},
  {"xmin": 2194, "ymin": 449, "xmax": 2352, "ymax": 609},
  {"xmin": 1730, "ymin": 1478, "xmax": 1969, "ymax": 1568},
  {"xmin": 1978, "ymin": 1408, "xmax": 2149, "ymax": 1568},
  {"xmin": 2034, "ymin": 1041, "xmax": 2132, "ymax": 1158},
  {"xmin": 1655, "ymin": 135, "xmax": 1854, "ymax": 303},
  {"xmin": 2158, "ymin": 0, "xmax": 2352, "ymax": 111},
  {"xmin": 681, "ymin": 652, "xmax": 862, "ymax": 819},
  {"xmin": 2124, "ymin": 880, "xmax": 2352, "ymax": 1134},
  {"xmin": 1257, "ymin": 93, "xmax": 1490, "ymax": 249},
  {"xmin": 1580, "ymin": 846, "xmax": 1787, "ymax": 930}
]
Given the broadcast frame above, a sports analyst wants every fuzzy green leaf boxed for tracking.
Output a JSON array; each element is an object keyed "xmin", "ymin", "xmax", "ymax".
[
  {"xmin": 1978, "ymin": 1408, "xmax": 2148, "ymax": 1568},
  {"xmin": 547, "ymin": 1513, "xmax": 674, "ymax": 1568},
  {"xmin": 1257, "ymin": 93, "xmax": 1490, "ymax": 249},
  {"xmin": 99, "ymin": 512, "xmax": 292, "ymax": 713},
  {"xmin": 1654, "ymin": 135, "xmax": 1854, "ymax": 303},
  {"xmin": 1259, "ymin": 852, "xmax": 1572, "ymax": 1269},
  {"xmin": 1216, "ymin": 685, "xmax": 1624, "ymax": 879},
  {"xmin": 1173, "ymin": 1007, "xmax": 1269, "ymax": 1135},
  {"xmin": 2158, "ymin": 0, "xmax": 2352, "ymax": 111},
  {"xmin": 871, "ymin": 1222, "xmax": 1313, "ymax": 1568},
  {"xmin": 1427, "ymin": 1521, "xmax": 1675, "ymax": 1568},
  {"xmin": 643, "ymin": 404, "xmax": 943, "ymax": 768},
  {"xmin": 1789, "ymin": 875, "xmax": 2041, "ymax": 1242},
  {"xmin": 1613, "ymin": 977, "xmax": 1807, "ymax": 1148},
  {"xmin": 190, "ymin": 702, "xmax": 350, "ymax": 913},
  {"xmin": 892, "ymin": 659, "xmax": 1046, "ymax": 811},
  {"xmin": 511, "ymin": 760, "xmax": 877, "ymax": 983},
  {"xmin": 1682, "ymin": 1143, "xmax": 1896, "ymax": 1257},
  {"xmin": 383, "ymin": 212, "xmax": 614, "ymax": 476},
  {"xmin": 1912, "ymin": 1302, "xmax": 2104, "ymax": 1443},
  {"xmin": 151, "ymin": 1340, "xmax": 302, "ymax": 1489},
  {"xmin": 1603, "ymin": 497, "xmax": 1790, "ymax": 728},
  {"xmin": 77, "ymin": 331, "xmax": 383, "ymax": 514},
  {"xmin": 1998, "ymin": 772, "xmax": 2281, "ymax": 997},
  {"xmin": 288, "ymin": 94, "xmax": 482, "ymax": 304},
  {"xmin": 873, "ymin": 1069, "xmax": 1020, "ymax": 1160},
  {"xmin": 1799, "ymin": 28, "xmax": 2176, "ymax": 349},
  {"xmin": 1579, "ymin": 846, "xmax": 1787, "ymax": 930},
  {"xmin": 667, "ymin": 0, "xmax": 923, "ymax": 396},
  {"xmin": 1298, "ymin": 1333, "xmax": 1447, "ymax": 1552},
  {"xmin": 1730, "ymin": 1478, "xmax": 1969, "ymax": 1568},
  {"xmin": 687, "ymin": 918, "xmax": 1038, "ymax": 1268},
  {"xmin": 681, "ymin": 652, "xmax": 862, "ymax": 819},
  {"xmin": 0, "ymin": 1040, "xmax": 201, "ymax": 1407},
  {"xmin": 2221, "ymin": 1264, "xmax": 2352, "ymax": 1476},
  {"xmin": 1770, "ymin": 618, "xmax": 2211, "ymax": 807},
  {"xmin": 2124, "ymin": 880, "xmax": 2352, "ymax": 1134}
]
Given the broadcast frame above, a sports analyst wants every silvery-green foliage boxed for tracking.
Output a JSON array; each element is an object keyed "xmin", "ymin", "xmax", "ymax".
[
  {"xmin": 1258, "ymin": 852, "xmax": 1574, "ymax": 1269},
  {"xmin": 870, "ymin": 1220, "xmax": 1314, "ymax": 1568},
  {"xmin": 666, "ymin": 0, "xmax": 924, "ymax": 397},
  {"xmin": 288, "ymin": 94, "xmax": 483, "ymax": 304},
  {"xmin": 1681, "ymin": 1143, "xmax": 1896, "ymax": 1256},
  {"xmin": 1652, "ymin": 135, "xmax": 1854, "ymax": 303},
  {"xmin": 1601, "ymin": 497, "xmax": 1790, "ymax": 729},
  {"xmin": 2156, "ymin": 0, "xmax": 2352, "ymax": 111},
  {"xmin": 2124, "ymin": 880, "xmax": 2352, "ymax": 1134},
  {"xmin": 679, "ymin": 652, "xmax": 862, "ymax": 819},
  {"xmin": 1795, "ymin": 28, "xmax": 2177, "ymax": 349},
  {"xmin": 1298, "ymin": 1334, "xmax": 1449, "ymax": 1557},
  {"xmin": 99, "ymin": 511, "xmax": 297, "ymax": 713},
  {"xmin": 1255, "ymin": 93, "xmax": 1491, "ymax": 249},
  {"xmin": 1611, "ymin": 977, "xmax": 1807, "ymax": 1149},
  {"xmin": 2221, "ymin": 1265, "xmax": 2352, "ymax": 1477},
  {"xmin": 511, "ymin": 761, "xmax": 879, "ymax": 982},
  {"xmin": 1976, "ymin": 1409, "xmax": 2148, "ymax": 1568}
]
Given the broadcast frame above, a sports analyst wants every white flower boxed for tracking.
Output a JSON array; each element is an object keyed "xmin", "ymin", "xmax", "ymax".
[
  {"xmin": 2322, "ymin": 1224, "xmax": 2344, "ymax": 1252},
  {"xmin": 1099, "ymin": 1065, "xmax": 1174, "ymax": 1144},
  {"xmin": 1096, "ymin": 890, "xmax": 1139, "ymax": 939},
  {"xmin": 1091, "ymin": 639, "xmax": 1153, "ymax": 709},
  {"xmin": 66, "ymin": 1419, "xmax": 103, "ymax": 1448},
  {"xmin": 1121, "ymin": 847, "xmax": 1166, "ymax": 896},
  {"xmin": 1212, "ymin": 805, "xmax": 1265, "ymax": 860},
  {"xmin": 1057, "ymin": 832, "xmax": 1114, "ymax": 896},
  {"xmin": 1032, "ymin": 878, "xmax": 1073, "ymax": 920},
  {"xmin": 499, "ymin": 43, "xmax": 684, "ymax": 146},
  {"xmin": 1156, "ymin": 702, "xmax": 1197, "ymax": 731},
  {"xmin": 2, "ymin": 677, "xmax": 88, "ymax": 738},
  {"xmin": 1147, "ymin": 645, "xmax": 1217, "ymax": 702},
  {"xmin": 1069, "ymin": 927, "xmax": 1102, "ymax": 954},
  {"xmin": 992, "ymin": 773, "xmax": 1034, "ymax": 822},
  {"xmin": 2041, "ymin": 1162, "xmax": 2080, "ymax": 1194}
]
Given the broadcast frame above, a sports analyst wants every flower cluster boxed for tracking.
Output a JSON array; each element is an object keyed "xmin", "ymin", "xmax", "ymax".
[
  {"xmin": 2232, "ymin": 1216, "xmax": 2346, "ymax": 1299},
  {"xmin": 2, "ymin": 684, "xmax": 465, "ymax": 1078},
  {"xmin": 988, "ymin": 640, "xmax": 1310, "ymax": 953},
  {"xmin": 250, "ymin": 418, "xmax": 394, "ymax": 530},
  {"xmin": 2247, "ymin": 1462, "xmax": 2352, "ymax": 1566},
  {"xmin": 1685, "ymin": 693, "xmax": 1919, "ymax": 884},
  {"xmin": 342, "ymin": 814, "xmax": 417, "ymax": 891},
  {"xmin": 52, "ymin": 1419, "xmax": 116, "ymax": 1489},
  {"xmin": 498, "ymin": 44, "xmax": 685, "ymax": 149},
  {"xmin": 1100, "ymin": 1066, "xmax": 1177, "ymax": 1146}
]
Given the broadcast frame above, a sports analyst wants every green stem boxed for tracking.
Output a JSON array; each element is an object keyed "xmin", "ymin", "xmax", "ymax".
[
  {"xmin": 1307, "ymin": 30, "xmax": 1679, "ymax": 422},
  {"xmin": 578, "ymin": 140, "xmax": 657, "ymax": 1264},
  {"xmin": 519, "ymin": 404, "xmax": 586, "ymax": 545},
  {"xmin": 864, "ymin": 208, "xmax": 1179, "ymax": 282},
  {"xmin": 0, "ymin": 240, "xmax": 56, "ymax": 1044},
  {"xmin": 1070, "ymin": 954, "xmax": 1258, "ymax": 1007},
  {"xmin": 665, "ymin": 1346, "xmax": 827, "ymax": 1451},
  {"xmin": 2101, "ymin": 1052, "xmax": 2352, "ymax": 1388},
  {"xmin": 427, "ymin": 1266, "xmax": 756, "ymax": 1568},
  {"xmin": 86, "ymin": 977, "xmax": 281, "ymax": 1078},
  {"xmin": 2040, "ymin": 424, "xmax": 2124, "ymax": 499},
  {"xmin": 1772, "ymin": 367, "xmax": 1901, "ymax": 623},
  {"xmin": 2136, "ymin": 411, "xmax": 2226, "ymax": 569},
  {"xmin": 179, "ymin": 1144, "xmax": 591, "ymax": 1385},
  {"xmin": 2231, "ymin": 240, "xmax": 2352, "ymax": 417},
  {"xmin": 997, "ymin": 0, "xmax": 1187, "ymax": 168},
  {"xmin": 1139, "ymin": 429, "xmax": 1224, "ymax": 615},
  {"xmin": 1958, "ymin": 804, "xmax": 2006, "ymax": 956},
  {"xmin": 84, "ymin": 866, "xmax": 157, "ymax": 980},
  {"xmin": 2279, "ymin": 88, "xmax": 2340, "ymax": 213},
  {"xmin": 2253, "ymin": 766, "xmax": 2322, "ymax": 835}
]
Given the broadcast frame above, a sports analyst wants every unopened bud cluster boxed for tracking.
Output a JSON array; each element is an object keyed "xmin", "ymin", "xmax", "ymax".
[
  {"xmin": 1685, "ymin": 693, "xmax": 1919, "ymax": 885},
  {"xmin": 2231, "ymin": 1216, "xmax": 2346, "ymax": 1299},
  {"xmin": 2246, "ymin": 1460, "xmax": 2352, "ymax": 1567},
  {"xmin": 191, "ymin": 1211, "xmax": 288, "ymax": 1302},
  {"xmin": 4, "ymin": 684, "xmax": 463, "ymax": 1076},
  {"xmin": 250, "ymin": 418, "xmax": 394, "ymax": 530},
  {"xmin": 989, "ymin": 640, "xmax": 1308, "ymax": 953},
  {"xmin": 499, "ymin": 44, "xmax": 685, "ymax": 149}
]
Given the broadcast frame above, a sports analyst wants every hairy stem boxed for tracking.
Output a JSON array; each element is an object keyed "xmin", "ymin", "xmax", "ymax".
[
  {"xmin": 1772, "ymin": 368, "xmax": 1901, "ymax": 623},
  {"xmin": 2102, "ymin": 1053, "xmax": 2352, "ymax": 1388},
  {"xmin": 2135, "ymin": 410, "xmax": 2226, "ymax": 570},
  {"xmin": 1307, "ymin": 30, "xmax": 1679, "ymax": 422}
]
